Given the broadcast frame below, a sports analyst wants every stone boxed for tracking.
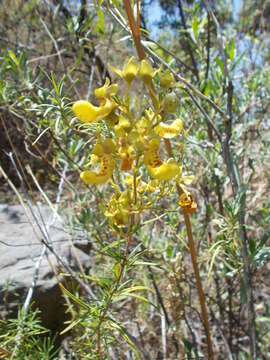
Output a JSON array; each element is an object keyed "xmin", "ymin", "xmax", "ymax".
[{"xmin": 0, "ymin": 203, "xmax": 91, "ymax": 335}]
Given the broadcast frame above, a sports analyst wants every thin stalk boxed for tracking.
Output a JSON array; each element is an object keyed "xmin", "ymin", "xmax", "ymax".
[
  {"xmin": 123, "ymin": 0, "xmax": 145, "ymax": 60},
  {"xmin": 183, "ymin": 211, "xmax": 214, "ymax": 359}
]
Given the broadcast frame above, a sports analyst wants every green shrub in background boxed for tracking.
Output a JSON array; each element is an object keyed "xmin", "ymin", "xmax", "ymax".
[{"xmin": 0, "ymin": 307, "xmax": 57, "ymax": 359}]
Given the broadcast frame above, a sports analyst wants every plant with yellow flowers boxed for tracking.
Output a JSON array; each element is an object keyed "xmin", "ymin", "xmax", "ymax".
[
  {"xmin": 73, "ymin": 58, "xmax": 196, "ymax": 232},
  {"xmin": 69, "ymin": 56, "xmax": 200, "ymax": 356}
]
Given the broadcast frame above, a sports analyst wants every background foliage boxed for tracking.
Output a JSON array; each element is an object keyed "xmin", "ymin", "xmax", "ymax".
[{"xmin": 0, "ymin": 0, "xmax": 270, "ymax": 358}]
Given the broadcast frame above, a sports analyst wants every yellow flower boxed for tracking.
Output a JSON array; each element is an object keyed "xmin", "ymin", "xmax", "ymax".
[
  {"xmin": 111, "ymin": 57, "xmax": 139, "ymax": 84},
  {"xmin": 80, "ymin": 139, "xmax": 116, "ymax": 185},
  {"xmin": 92, "ymin": 143, "xmax": 105, "ymax": 157},
  {"xmin": 136, "ymin": 179, "xmax": 158, "ymax": 194},
  {"xmin": 147, "ymin": 161, "xmax": 181, "ymax": 181},
  {"xmin": 136, "ymin": 116, "xmax": 149, "ymax": 135},
  {"xmin": 92, "ymin": 139, "xmax": 115, "ymax": 156},
  {"xmin": 178, "ymin": 192, "xmax": 197, "ymax": 213},
  {"xmin": 73, "ymin": 78, "xmax": 118, "ymax": 123},
  {"xmin": 139, "ymin": 59, "xmax": 155, "ymax": 85},
  {"xmin": 131, "ymin": 115, "xmax": 155, "ymax": 152},
  {"xmin": 80, "ymin": 154, "xmax": 115, "ymax": 185},
  {"xmin": 154, "ymin": 119, "xmax": 183, "ymax": 139},
  {"xmin": 94, "ymin": 77, "xmax": 118, "ymax": 99},
  {"xmin": 104, "ymin": 193, "xmax": 130, "ymax": 228},
  {"xmin": 72, "ymin": 98, "xmax": 115, "ymax": 123},
  {"xmin": 144, "ymin": 139, "xmax": 181, "ymax": 181},
  {"xmin": 144, "ymin": 138, "xmax": 162, "ymax": 167},
  {"xmin": 114, "ymin": 124, "xmax": 126, "ymax": 138},
  {"xmin": 90, "ymin": 154, "xmax": 100, "ymax": 165}
]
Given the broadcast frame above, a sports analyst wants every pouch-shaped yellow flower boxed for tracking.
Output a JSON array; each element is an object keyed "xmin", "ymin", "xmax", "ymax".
[
  {"xmin": 154, "ymin": 119, "xmax": 183, "ymax": 139},
  {"xmin": 144, "ymin": 139, "xmax": 181, "ymax": 181},
  {"xmin": 73, "ymin": 98, "xmax": 115, "ymax": 123},
  {"xmin": 147, "ymin": 161, "xmax": 181, "ymax": 181},
  {"xmin": 80, "ymin": 139, "xmax": 116, "ymax": 185},
  {"xmin": 101, "ymin": 138, "xmax": 116, "ymax": 154},
  {"xmin": 80, "ymin": 154, "xmax": 114, "ymax": 185},
  {"xmin": 144, "ymin": 147, "xmax": 162, "ymax": 168}
]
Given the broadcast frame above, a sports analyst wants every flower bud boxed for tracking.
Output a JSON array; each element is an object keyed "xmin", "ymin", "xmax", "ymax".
[
  {"xmin": 114, "ymin": 124, "xmax": 126, "ymax": 138},
  {"xmin": 122, "ymin": 56, "xmax": 138, "ymax": 84},
  {"xmin": 160, "ymin": 69, "xmax": 174, "ymax": 88},
  {"xmin": 119, "ymin": 115, "xmax": 132, "ymax": 131},
  {"xmin": 102, "ymin": 139, "xmax": 116, "ymax": 154},
  {"xmin": 92, "ymin": 143, "xmax": 104, "ymax": 157},
  {"xmin": 163, "ymin": 92, "xmax": 179, "ymax": 113},
  {"xmin": 139, "ymin": 60, "xmax": 155, "ymax": 85}
]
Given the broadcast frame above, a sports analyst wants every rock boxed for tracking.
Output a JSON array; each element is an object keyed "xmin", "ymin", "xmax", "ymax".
[{"xmin": 0, "ymin": 203, "xmax": 91, "ymax": 335}]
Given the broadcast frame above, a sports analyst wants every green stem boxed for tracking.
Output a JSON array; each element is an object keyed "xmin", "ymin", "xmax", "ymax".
[{"xmin": 96, "ymin": 219, "xmax": 133, "ymax": 357}]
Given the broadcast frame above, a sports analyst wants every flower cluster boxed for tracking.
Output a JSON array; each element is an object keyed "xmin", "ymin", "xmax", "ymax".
[{"xmin": 72, "ymin": 57, "xmax": 196, "ymax": 230}]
